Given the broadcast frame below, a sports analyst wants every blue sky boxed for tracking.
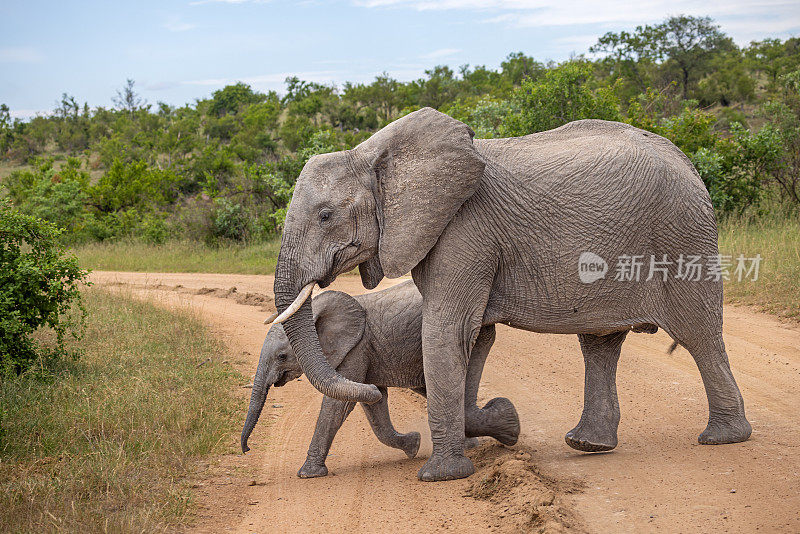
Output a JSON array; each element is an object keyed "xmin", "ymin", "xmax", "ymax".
[{"xmin": 2, "ymin": 0, "xmax": 799, "ymax": 118}]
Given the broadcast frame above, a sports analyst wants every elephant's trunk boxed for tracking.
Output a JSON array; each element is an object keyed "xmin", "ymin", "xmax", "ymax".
[
  {"xmin": 274, "ymin": 250, "xmax": 381, "ymax": 405},
  {"xmin": 241, "ymin": 352, "xmax": 271, "ymax": 453}
]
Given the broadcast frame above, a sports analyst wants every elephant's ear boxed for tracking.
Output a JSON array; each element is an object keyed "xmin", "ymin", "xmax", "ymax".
[
  {"xmin": 312, "ymin": 291, "xmax": 366, "ymax": 370},
  {"xmin": 358, "ymin": 107, "xmax": 486, "ymax": 278}
]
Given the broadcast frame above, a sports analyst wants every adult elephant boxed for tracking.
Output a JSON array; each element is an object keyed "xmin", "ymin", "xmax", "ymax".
[{"xmin": 272, "ymin": 107, "xmax": 751, "ymax": 482}]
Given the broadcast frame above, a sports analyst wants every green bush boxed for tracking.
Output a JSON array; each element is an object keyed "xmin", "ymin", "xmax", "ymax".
[
  {"xmin": 140, "ymin": 213, "xmax": 169, "ymax": 244},
  {"xmin": 0, "ymin": 200, "xmax": 89, "ymax": 375},
  {"xmin": 625, "ymin": 97, "xmax": 781, "ymax": 213},
  {"xmin": 91, "ymin": 158, "xmax": 182, "ymax": 212},
  {"xmin": 444, "ymin": 97, "xmax": 517, "ymax": 138},
  {"xmin": 211, "ymin": 197, "xmax": 250, "ymax": 241},
  {"xmin": 503, "ymin": 61, "xmax": 621, "ymax": 136}
]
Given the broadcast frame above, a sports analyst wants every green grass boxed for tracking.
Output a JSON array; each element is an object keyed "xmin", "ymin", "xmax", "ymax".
[
  {"xmin": 719, "ymin": 212, "xmax": 800, "ymax": 320},
  {"xmin": 0, "ymin": 287, "xmax": 244, "ymax": 533},
  {"xmin": 72, "ymin": 239, "xmax": 282, "ymax": 274}
]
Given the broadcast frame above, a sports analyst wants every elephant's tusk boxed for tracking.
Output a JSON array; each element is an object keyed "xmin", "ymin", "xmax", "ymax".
[
  {"xmin": 269, "ymin": 282, "xmax": 315, "ymax": 326},
  {"xmin": 263, "ymin": 312, "xmax": 279, "ymax": 325}
]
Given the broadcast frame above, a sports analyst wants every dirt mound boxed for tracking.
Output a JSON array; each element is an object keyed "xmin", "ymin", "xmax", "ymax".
[
  {"xmin": 103, "ymin": 281, "xmax": 276, "ymax": 312},
  {"xmin": 189, "ymin": 286, "xmax": 275, "ymax": 311},
  {"xmin": 466, "ymin": 444, "xmax": 583, "ymax": 533}
]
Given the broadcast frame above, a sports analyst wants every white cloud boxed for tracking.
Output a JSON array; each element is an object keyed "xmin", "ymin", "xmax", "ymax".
[
  {"xmin": 420, "ymin": 47, "xmax": 462, "ymax": 60},
  {"xmin": 0, "ymin": 46, "xmax": 44, "ymax": 63},
  {"xmin": 9, "ymin": 109, "xmax": 50, "ymax": 119},
  {"xmin": 144, "ymin": 81, "xmax": 180, "ymax": 91},
  {"xmin": 352, "ymin": 0, "xmax": 800, "ymax": 43},
  {"xmin": 181, "ymin": 70, "xmax": 346, "ymax": 91},
  {"xmin": 179, "ymin": 65, "xmax": 437, "ymax": 94}
]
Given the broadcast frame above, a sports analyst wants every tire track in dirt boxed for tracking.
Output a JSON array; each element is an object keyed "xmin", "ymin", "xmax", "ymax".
[{"xmin": 91, "ymin": 271, "xmax": 800, "ymax": 533}]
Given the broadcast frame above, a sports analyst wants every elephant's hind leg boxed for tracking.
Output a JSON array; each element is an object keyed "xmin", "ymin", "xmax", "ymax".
[
  {"xmin": 565, "ymin": 331, "xmax": 627, "ymax": 452},
  {"xmin": 362, "ymin": 387, "xmax": 421, "ymax": 459},
  {"xmin": 676, "ymin": 334, "xmax": 751, "ymax": 445}
]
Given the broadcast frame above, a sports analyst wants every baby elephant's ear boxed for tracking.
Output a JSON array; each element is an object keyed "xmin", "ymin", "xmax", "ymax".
[{"xmin": 312, "ymin": 291, "xmax": 367, "ymax": 370}]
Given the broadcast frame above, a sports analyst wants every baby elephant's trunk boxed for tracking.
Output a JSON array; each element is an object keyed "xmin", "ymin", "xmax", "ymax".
[{"xmin": 241, "ymin": 356, "xmax": 272, "ymax": 453}]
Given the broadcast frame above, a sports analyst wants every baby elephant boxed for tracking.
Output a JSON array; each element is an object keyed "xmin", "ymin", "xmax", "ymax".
[{"xmin": 241, "ymin": 280, "xmax": 520, "ymax": 478}]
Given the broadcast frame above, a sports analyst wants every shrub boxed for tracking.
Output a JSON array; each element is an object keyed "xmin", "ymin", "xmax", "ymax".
[
  {"xmin": 503, "ymin": 62, "xmax": 621, "ymax": 136},
  {"xmin": 140, "ymin": 213, "xmax": 169, "ymax": 244},
  {"xmin": 3, "ymin": 158, "xmax": 93, "ymax": 243},
  {"xmin": 444, "ymin": 97, "xmax": 516, "ymax": 138},
  {"xmin": 0, "ymin": 200, "xmax": 89, "ymax": 375},
  {"xmin": 91, "ymin": 159, "xmax": 182, "ymax": 212},
  {"xmin": 211, "ymin": 198, "xmax": 250, "ymax": 242}
]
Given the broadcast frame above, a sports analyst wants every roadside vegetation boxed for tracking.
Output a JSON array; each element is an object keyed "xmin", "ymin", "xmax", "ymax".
[
  {"xmin": 73, "ymin": 238, "xmax": 281, "ymax": 275},
  {"xmin": 719, "ymin": 210, "xmax": 800, "ymax": 319},
  {"xmin": 0, "ymin": 287, "xmax": 242, "ymax": 532}
]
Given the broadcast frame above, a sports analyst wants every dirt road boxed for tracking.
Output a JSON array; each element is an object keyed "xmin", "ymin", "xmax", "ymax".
[{"xmin": 91, "ymin": 271, "xmax": 800, "ymax": 533}]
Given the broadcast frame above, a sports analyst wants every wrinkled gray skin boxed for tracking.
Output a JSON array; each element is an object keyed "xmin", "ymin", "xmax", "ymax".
[
  {"xmin": 273, "ymin": 108, "xmax": 752, "ymax": 482},
  {"xmin": 241, "ymin": 281, "xmax": 519, "ymax": 478}
]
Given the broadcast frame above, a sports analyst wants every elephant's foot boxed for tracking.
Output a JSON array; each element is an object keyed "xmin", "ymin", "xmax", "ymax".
[
  {"xmin": 565, "ymin": 417, "xmax": 618, "ymax": 452},
  {"xmin": 398, "ymin": 431, "xmax": 421, "ymax": 459},
  {"xmin": 466, "ymin": 397, "xmax": 520, "ymax": 446},
  {"xmin": 297, "ymin": 459, "xmax": 328, "ymax": 478},
  {"xmin": 418, "ymin": 451, "xmax": 474, "ymax": 482},
  {"xmin": 698, "ymin": 414, "xmax": 752, "ymax": 445},
  {"xmin": 464, "ymin": 437, "xmax": 480, "ymax": 450}
]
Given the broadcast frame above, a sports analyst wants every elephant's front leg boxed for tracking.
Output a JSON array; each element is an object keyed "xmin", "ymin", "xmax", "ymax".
[
  {"xmin": 362, "ymin": 387, "xmax": 421, "ymax": 459},
  {"xmin": 298, "ymin": 355, "xmax": 367, "ymax": 477},
  {"xmin": 298, "ymin": 395, "xmax": 357, "ymax": 478},
  {"xmin": 464, "ymin": 325, "xmax": 520, "ymax": 446},
  {"xmin": 417, "ymin": 317, "xmax": 475, "ymax": 482},
  {"xmin": 565, "ymin": 331, "xmax": 627, "ymax": 452}
]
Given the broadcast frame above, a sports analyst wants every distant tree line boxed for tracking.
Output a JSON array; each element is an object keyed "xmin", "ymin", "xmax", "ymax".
[{"xmin": 1, "ymin": 15, "xmax": 798, "ymax": 244}]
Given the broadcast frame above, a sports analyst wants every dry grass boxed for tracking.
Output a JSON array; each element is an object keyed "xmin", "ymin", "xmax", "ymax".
[
  {"xmin": 0, "ymin": 287, "xmax": 244, "ymax": 533},
  {"xmin": 718, "ymin": 212, "xmax": 800, "ymax": 320},
  {"xmin": 72, "ymin": 239, "xmax": 282, "ymax": 275}
]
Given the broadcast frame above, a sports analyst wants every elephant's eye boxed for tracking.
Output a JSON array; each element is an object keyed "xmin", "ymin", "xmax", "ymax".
[
  {"xmin": 277, "ymin": 353, "xmax": 288, "ymax": 361},
  {"xmin": 319, "ymin": 209, "xmax": 332, "ymax": 223}
]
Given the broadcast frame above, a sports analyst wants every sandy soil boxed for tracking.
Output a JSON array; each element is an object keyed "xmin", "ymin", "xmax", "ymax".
[{"xmin": 91, "ymin": 271, "xmax": 800, "ymax": 533}]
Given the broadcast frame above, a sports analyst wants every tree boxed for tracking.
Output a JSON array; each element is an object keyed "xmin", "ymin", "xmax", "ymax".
[
  {"xmin": 0, "ymin": 104, "xmax": 10, "ymax": 129},
  {"xmin": 0, "ymin": 199, "xmax": 88, "ymax": 375},
  {"xmin": 655, "ymin": 16, "xmax": 734, "ymax": 99},
  {"xmin": 208, "ymin": 82, "xmax": 266, "ymax": 116},
  {"xmin": 343, "ymin": 73, "xmax": 401, "ymax": 123},
  {"xmin": 412, "ymin": 65, "xmax": 460, "ymax": 109},
  {"xmin": 747, "ymin": 38, "xmax": 800, "ymax": 92},
  {"xmin": 504, "ymin": 61, "xmax": 620, "ymax": 136},
  {"xmin": 761, "ymin": 70, "xmax": 800, "ymax": 204},
  {"xmin": 500, "ymin": 52, "xmax": 544, "ymax": 86},
  {"xmin": 697, "ymin": 48, "xmax": 755, "ymax": 106},
  {"xmin": 113, "ymin": 78, "xmax": 147, "ymax": 113},
  {"xmin": 592, "ymin": 15, "xmax": 733, "ymax": 99},
  {"xmin": 56, "ymin": 93, "xmax": 80, "ymax": 120},
  {"xmin": 0, "ymin": 104, "xmax": 12, "ymax": 155},
  {"xmin": 591, "ymin": 28, "xmax": 660, "ymax": 95},
  {"xmin": 283, "ymin": 76, "xmax": 328, "ymax": 104}
]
